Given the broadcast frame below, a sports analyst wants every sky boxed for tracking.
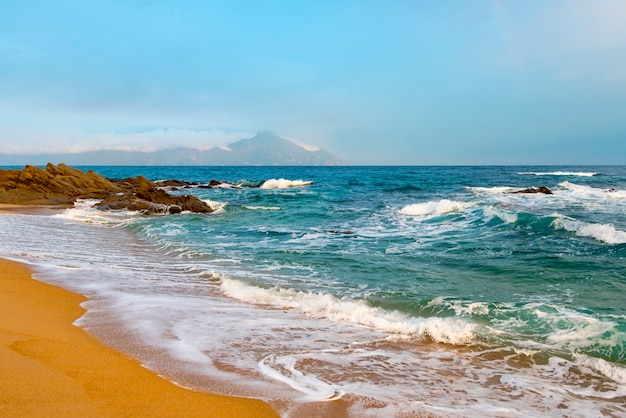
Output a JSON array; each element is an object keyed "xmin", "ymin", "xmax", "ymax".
[{"xmin": 1, "ymin": 0, "xmax": 625, "ymax": 165}]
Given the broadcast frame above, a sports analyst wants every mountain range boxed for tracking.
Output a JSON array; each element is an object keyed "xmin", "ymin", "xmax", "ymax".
[{"xmin": 0, "ymin": 131, "xmax": 342, "ymax": 166}]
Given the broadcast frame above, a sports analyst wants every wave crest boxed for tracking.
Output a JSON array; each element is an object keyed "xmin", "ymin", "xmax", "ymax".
[
  {"xmin": 466, "ymin": 186, "xmax": 516, "ymax": 194},
  {"xmin": 260, "ymin": 179, "xmax": 313, "ymax": 189},
  {"xmin": 221, "ymin": 278, "xmax": 476, "ymax": 345},
  {"xmin": 483, "ymin": 206, "xmax": 518, "ymax": 224},
  {"xmin": 52, "ymin": 199, "xmax": 138, "ymax": 224},
  {"xmin": 551, "ymin": 215, "xmax": 626, "ymax": 244},
  {"xmin": 400, "ymin": 199, "xmax": 472, "ymax": 216}
]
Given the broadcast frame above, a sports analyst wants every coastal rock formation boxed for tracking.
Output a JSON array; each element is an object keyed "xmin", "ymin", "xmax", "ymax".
[
  {"xmin": 0, "ymin": 163, "xmax": 213, "ymax": 214},
  {"xmin": 510, "ymin": 186, "xmax": 553, "ymax": 195}
]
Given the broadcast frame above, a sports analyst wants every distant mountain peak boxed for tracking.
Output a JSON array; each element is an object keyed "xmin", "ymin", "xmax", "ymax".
[
  {"xmin": 256, "ymin": 129, "xmax": 281, "ymax": 139},
  {"xmin": 0, "ymin": 131, "xmax": 342, "ymax": 166},
  {"xmin": 227, "ymin": 131, "xmax": 341, "ymax": 165}
]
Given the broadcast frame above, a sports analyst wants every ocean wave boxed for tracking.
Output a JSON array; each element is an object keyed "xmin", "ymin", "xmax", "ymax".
[
  {"xmin": 477, "ymin": 299, "xmax": 626, "ymax": 374},
  {"xmin": 482, "ymin": 206, "xmax": 518, "ymax": 224},
  {"xmin": 236, "ymin": 179, "xmax": 266, "ymax": 188},
  {"xmin": 260, "ymin": 178, "xmax": 313, "ymax": 189},
  {"xmin": 201, "ymin": 199, "xmax": 228, "ymax": 213},
  {"xmin": 519, "ymin": 171, "xmax": 597, "ymax": 177},
  {"xmin": 399, "ymin": 199, "xmax": 473, "ymax": 216},
  {"xmin": 573, "ymin": 354, "xmax": 626, "ymax": 386},
  {"xmin": 220, "ymin": 278, "xmax": 476, "ymax": 345},
  {"xmin": 551, "ymin": 215, "xmax": 626, "ymax": 244}
]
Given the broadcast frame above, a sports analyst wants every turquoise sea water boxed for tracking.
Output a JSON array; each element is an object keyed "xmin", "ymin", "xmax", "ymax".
[{"xmin": 1, "ymin": 165, "xmax": 625, "ymax": 417}]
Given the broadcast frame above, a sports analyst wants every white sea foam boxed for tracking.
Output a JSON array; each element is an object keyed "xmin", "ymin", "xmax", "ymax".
[
  {"xmin": 466, "ymin": 186, "xmax": 516, "ymax": 194},
  {"xmin": 427, "ymin": 297, "xmax": 491, "ymax": 316},
  {"xmin": 558, "ymin": 181, "xmax": 626, "ymax": 200},
  {"xmin": 52, "ymin": 199, "xmax": 138, "ymax": 224},
  {"xmin": 243, "ymin": 205, "xmax": 280, "ymax": 211},
  {"xmin": 213, "ymin": 182, "xmax": 242, "ymax": 189},
  {"xmin": 573, "ymin": 354, "xmax": 626, "ymax": 386},
  {"xmin": 519, "ymin": 171, "xmax": 597, "ymax": 177},
  {"xmin": 483, "ymin": 206, "xmax": 518, "ymax": 224},
  {"xmin": 489, "ymin": 301, "xmax": 625, "ymax": 368},
  {"xmin": 399, "ymin": 199, "xmax": 473, "ymax": 216},
  {"xmin": 202, "ymin": 199, "xmax": 227, "ymax": 213},
  {"xmin": 551, "ymin": 215, "xmax": 626, "ymax": 244},
  {"xmin": 258, "ymin": 354, "xmax": 345, "ymax": 401},
  {"xmin": 543, "ymin": 308, "xmax": 621, "ymax": 348},
  {"xmin": 260, "ymin": 178, "xmax": 313, "ymax": 189},
  {"xmin": 220, "ymin": 278, "xmax": 476, "ymax": 345}
]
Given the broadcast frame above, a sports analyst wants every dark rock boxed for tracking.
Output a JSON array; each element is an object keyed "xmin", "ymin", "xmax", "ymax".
[
  {"xmin": 168, "ymin": 205, "xmax": 183, "ymax": 214},
  {"xmin": 510, "ymin": 186, "xmax": 553, "ymax": 195},
  {"xmin": 155, "ymin": 179, "xmax": 198, "ymax": 187},
  {"xmin": 0, "ymin": 164, "xmax": 214, "ymax": 214},
  {"xmin": 328, "ymin": 230, "xmax": 355, "ymax": 235}
]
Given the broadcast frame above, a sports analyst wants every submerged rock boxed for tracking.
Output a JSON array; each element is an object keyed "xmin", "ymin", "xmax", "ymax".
[
  {"xmin": 155, "ymin": 179, "xmax": 199, "ymax": 188},
  {"xmin": 510, "ymin": 186, "xmax": 553, "ymax": 195},
  {"xmin": 0, "ymin": 164, "xmax": 213, "ymax": 214}
]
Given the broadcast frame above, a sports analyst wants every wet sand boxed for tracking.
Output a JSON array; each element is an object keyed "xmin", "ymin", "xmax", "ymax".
[
  {"xmin": 0, "ymin": 257, "xmax": 279, "ymax": 417},
  {"xmin": 0, "ymin": 204, "xmax": 64, "ymax": 215}
]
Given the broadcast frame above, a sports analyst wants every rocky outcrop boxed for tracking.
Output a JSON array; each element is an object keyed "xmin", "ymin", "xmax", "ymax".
[
  {"xmin": 96, "ymin": 175, "xmax": 213, "ymax": 214},
  {"xmin": 510, "ymin": 186, "xmax": 553, "ymax": 195},
  {"xmin": 0, "ymin": 163, "xmax": 213, "ymax": 214}
]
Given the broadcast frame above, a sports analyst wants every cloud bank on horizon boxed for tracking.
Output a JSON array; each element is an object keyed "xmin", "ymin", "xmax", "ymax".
[{"xmin": 1, "ymin": 0, "xmax": 625, "ymax": 165}]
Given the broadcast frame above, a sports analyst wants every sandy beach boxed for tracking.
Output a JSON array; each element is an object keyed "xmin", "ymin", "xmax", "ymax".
[
  {"xmin": 0, "ymin": 257, "xmax": 278, "ymax": 417},
  {"xmin": 0, "ymin": 204, "xmax": 65, "ymax": 215}
]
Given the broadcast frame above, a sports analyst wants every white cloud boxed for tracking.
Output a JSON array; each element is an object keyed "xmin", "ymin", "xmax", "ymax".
[{"xmin": 296, "ymin": 142, "xmax": 320, "ymax": 152}]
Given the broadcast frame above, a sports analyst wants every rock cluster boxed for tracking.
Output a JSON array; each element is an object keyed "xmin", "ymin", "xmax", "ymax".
[{"xmin": 0, "ymin": 163, "xmax": 213, "ymax": 214}]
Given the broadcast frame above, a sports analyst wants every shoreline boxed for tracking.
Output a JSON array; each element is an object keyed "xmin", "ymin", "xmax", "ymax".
[
  {"xmin": 0, "ymin": 203, "xmax": 65, "ymax": 215},
  {"xmin": 0, "ymin": 257, "xmax": 278, "ymax": 417}
]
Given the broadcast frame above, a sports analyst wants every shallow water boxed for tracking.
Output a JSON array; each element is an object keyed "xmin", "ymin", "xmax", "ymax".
[{"xmin": 1, "ymin": 165, "xmax": 625, "ymax": 416}]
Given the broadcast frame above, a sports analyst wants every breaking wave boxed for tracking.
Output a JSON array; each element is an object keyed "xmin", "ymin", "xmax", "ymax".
[
  {"xmin": 551, "ymin": 215, "xmax": 626, "ymax": 244},
  {"xmin": 220, "ymin": 278, "xmax": 476, "ymax": 345},
  {"xmin": 260, "ymin": 179, "xmax": 314, "ymax": 189},
  {"xmin": 466, "ymin": 186, "xmax": 516, "ymax": 194},
  {"xmin": 482, "ymin": 206, "xmax": 518, "ymax": 224},
  {"xmin": 399, "ymin": 199, "xmax": 473, "ymax": 216},
  {"xmin": 52, "ymin": 199, "xmax": 138, "ymax": 224}
]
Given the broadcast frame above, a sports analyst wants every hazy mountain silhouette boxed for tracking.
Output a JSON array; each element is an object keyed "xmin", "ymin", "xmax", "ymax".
[{"xmin": 0, "ymin": 131, "xmax": 342, "ymax": 166}]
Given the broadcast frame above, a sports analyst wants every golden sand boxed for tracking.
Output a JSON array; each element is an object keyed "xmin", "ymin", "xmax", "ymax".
[{"xmin": 0, "ymin": 258, "xmax": 279, "ymax": 418}]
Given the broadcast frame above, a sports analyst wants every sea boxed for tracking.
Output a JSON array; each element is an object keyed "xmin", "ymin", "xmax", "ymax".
[{"xmin": 1, "ymin": 165, "xmax": 625, "ymax": 417}]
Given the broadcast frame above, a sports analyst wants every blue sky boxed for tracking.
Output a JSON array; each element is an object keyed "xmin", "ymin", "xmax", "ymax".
[{"xmin": 1, "ymin": 0, "xmax": 625, "ymax": 164}]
